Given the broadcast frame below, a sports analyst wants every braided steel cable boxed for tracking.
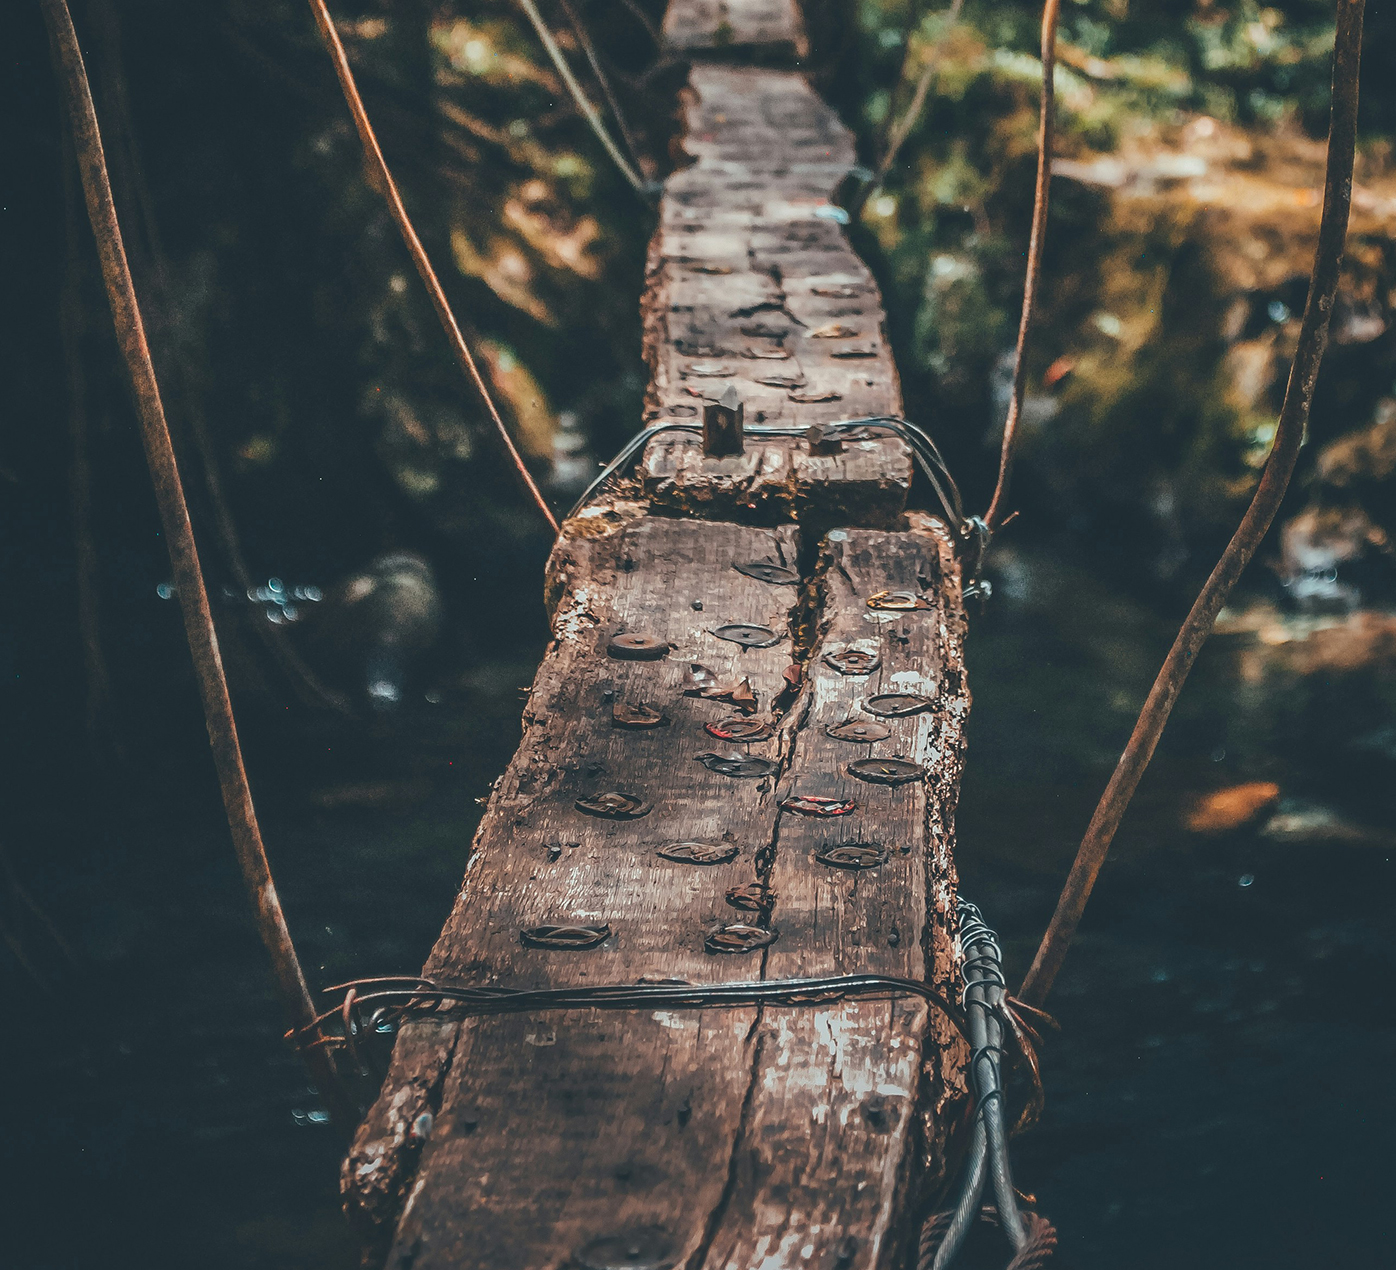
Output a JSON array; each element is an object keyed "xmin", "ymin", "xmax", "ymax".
[{"xmin": 960, "ymin": 900, "xmax": 1027, "ymax": 1249}]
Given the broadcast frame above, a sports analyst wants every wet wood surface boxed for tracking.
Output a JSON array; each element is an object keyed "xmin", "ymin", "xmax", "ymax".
[{"xmin": 343, "ymin": 3, "xmax": 969, "ymax": 1265}]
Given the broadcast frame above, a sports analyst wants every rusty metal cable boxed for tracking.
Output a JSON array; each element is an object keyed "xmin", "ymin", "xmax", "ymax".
[
  {"xmin": 305, "ymin": 0, "xmax": 561, "ymax": 535},
  {"xmin": 514, "ymin": 0, "xmax": 650, "ymax": 198},
  {"xmin": 555, "ymin": 0, "xmax": 645, "ymax": 180},
  {"xmin": 982, "ymin": 0, "xmax": 1061, "ymax": 534},
  {"xmin": 1017, "ymin": 0, "xmax": 1367, "ymax": 1009},
  {"xmin": 41, "ymin": 0, "xmax": 354, "ymax": 1124}
]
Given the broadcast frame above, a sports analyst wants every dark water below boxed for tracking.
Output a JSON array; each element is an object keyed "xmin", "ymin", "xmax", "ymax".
[{"xmin": 4, "ymin": 546, "xmax": 1393, "ymax": 1270}]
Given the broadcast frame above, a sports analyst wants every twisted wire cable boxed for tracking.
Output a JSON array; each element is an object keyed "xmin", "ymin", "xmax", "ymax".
[
  {"xmin": 920, "ymin": 900, "xmax": 1055, "ymax": 1270},
  {"xmin": 290, "ymin": 972, "xmax": 969, "ymax": 1049}
]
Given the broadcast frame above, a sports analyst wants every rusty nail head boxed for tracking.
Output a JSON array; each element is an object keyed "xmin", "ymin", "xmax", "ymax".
[
  {"xmin": 705, "ymin": 923, "xmax": 778, "ymax": 955},
  {"xmin": 696, "ymin": 752, "xmax": 778, "ymax": 779},
  {"xmin": 711, "ymin": 623, "xmax": 781, "ymax": 649},
  {"xmin": 847, "ymin": 757, "xmax": 925, "ymax": 785},
  {"xmin": 575, "ymin": 1228, "xmax": 677, "ymax": 1270},
  {"xmin": 733, "ymin": 560, "xmax": 800, "ymax": 585},
  {"xmin": 612, "ymin": 701, "xmax": 669, "ymax": 729},
  {"xmin": 683, "ymin": 662, "xmax": 718, "ymax": 693},
  {"xmin": 726, "ymin": 882, "xmax": 774, "ymax": 913},
  {"xmin": 608, "ymin": 632, "xmax": 670, "ymax": 660},
  {"xmin": 781, "ymin": 794, "xmax": 857, "ymax": 817},
  {"xmin": 824, "ymin": 647, "xmax": 881, "ymax": 676},
  {"xmin": 657, "ymin": 841, "xmax": 739, "ymax": 865},
  {"xmin": 520, "ymin": 923, "xmax": 611, "ymax": 949},
  {"xmin": 826, "ymin": 718, "xmax": 892, "ymax": 743},
  {"xmin": 705, "ymin": 716, "xmax": 773, "ymax": 742},
  {"xmin": 866, "ymin": 589, "xmax": 933, "ymax": 611},
  {"xmin": 575, "ymin": 791, "xmax": 652, "ymax": 819},
  {"xmin": 864, "ymin": 692, "xmax": 935, "ymax": 718},
  {"xmin": 815, "ymin": 842, "xmax": 887, "ymax": 870}
]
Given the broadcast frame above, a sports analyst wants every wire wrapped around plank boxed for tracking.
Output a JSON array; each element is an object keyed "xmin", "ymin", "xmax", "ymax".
[{"xmin": 289, "ymin": 972, "xmax": 968, "ymax": 1049}]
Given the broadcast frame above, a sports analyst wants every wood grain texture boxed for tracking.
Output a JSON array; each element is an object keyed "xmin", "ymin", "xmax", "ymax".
[
  {"xmin": 344, "ymin": 515, "xmax": 972, "ymax": 1268},
  {"xmin": 700, "ymin": 519, "xmax": 971, "ymax": 1270},
  {"xmin": 343, "ymin": 4, "xmax": 973, "ymax": 1259},
  {"xmin": 662, "ymin": 0, "xmax": 808, "ymax": 61},
  {"xmin": 639, "ymin": 65, "xmax": 912, "ymax": 526},
  {"xmin": 347, "ymin": 516, "xmax": 802, "ymax": 1266}
]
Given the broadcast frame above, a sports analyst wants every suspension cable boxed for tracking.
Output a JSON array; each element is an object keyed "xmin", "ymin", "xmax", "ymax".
[
  {"xmin": 514, "ymin": 0, "xmax": 651, "ymax": 198},
  {"xmin": 42, "ymin": 0, "xmax": 354, "ymax": 1124},
  {"xmin": 556, "ymin": 0, "xmax": 645, "ymax": 179},
  {"xmin": 1018, "ymin": 0, "xmax": 1367, "ymax": 1008},
  {"xmin": 306, "ymin": 0, "xmax": 560, "ymax": 535},
  {"xmin": 982, "ymin": 0, "xmax": 1061, "ymax": 535}
]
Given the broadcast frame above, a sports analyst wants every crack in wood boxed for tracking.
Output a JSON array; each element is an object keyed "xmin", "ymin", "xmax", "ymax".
[{"xmin": 342, "ymin": 0, "xmax": 969, "ymax": 1257}]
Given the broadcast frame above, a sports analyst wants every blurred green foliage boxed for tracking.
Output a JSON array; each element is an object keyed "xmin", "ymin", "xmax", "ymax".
[{"xmin": 827, "ymin": 0, "xmax": 1394, "ymax": 586}]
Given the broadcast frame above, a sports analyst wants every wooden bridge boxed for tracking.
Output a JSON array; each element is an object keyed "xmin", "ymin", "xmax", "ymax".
[{"xmin": 343, "ymin": 3, "xmax": 971, "ymax": 1264}]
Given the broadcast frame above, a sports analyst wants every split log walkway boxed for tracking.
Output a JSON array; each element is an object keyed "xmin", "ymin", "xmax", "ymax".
[{"xmin": 344, "ymin": 4, "xmax": 970, "ymax": 1265}]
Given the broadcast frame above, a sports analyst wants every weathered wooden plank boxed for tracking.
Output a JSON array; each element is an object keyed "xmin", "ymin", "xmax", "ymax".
[
  {"xmin": 343, "ymin": 2, "xmax": 971, "ymax": 1261},
  {"xmin": 640, "ymin": 66, "xmax": 912, "ymax": 526},
  {"xmin": 662, "ymin": 0, "xmax": 808, "ymax": 61},
  {"xmin": 346, "ymin": 515, "xmax": 805, "ymax": 1265},
  {"xmin": 698, "ymin": 519, "xmax": 970, "ymax": 1269}
]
